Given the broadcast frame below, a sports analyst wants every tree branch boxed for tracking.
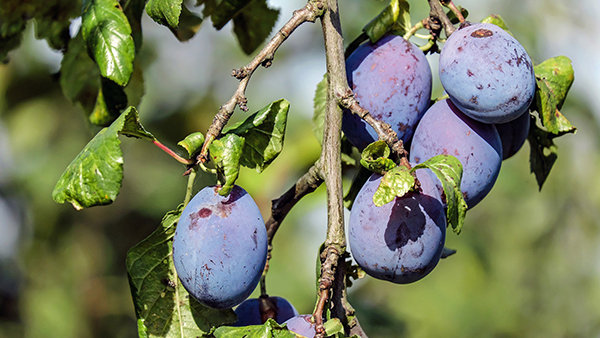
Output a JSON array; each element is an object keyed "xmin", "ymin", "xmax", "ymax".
[
  {"xmin": 197, "ymin": 0, "xmax": 326, "ymax": 163},
  {"xmin": 314, "ymin": 0, "xmax": 347, "ymax": 336},
  {"xmin": 427, "ymin": 0, "xmax": 456, "ymax": 38}
]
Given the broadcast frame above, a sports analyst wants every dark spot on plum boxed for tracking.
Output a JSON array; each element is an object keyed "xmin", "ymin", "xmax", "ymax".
[
  {"xmin": 476, "ymin": 83, "xmax": 483, "ymax": 90},
  {"xmin": 471, "ymin": 29, "xmax": 493, "ymax": 38},
  {"xmin": 457, "ymin": 46, "xmax": 463, "ymax": 52},
  {"xmin": 467, "ymin": 69, "xmax": 474, "ymax": 77},
  {"xmin": 198, "ymin": 208, "xmax": 212, "ymax": 218},
  {"xmin": 469, "ymin": 96, "xmax": 478, "ymax": 104},
  {"xmin": 251, "ymin": 229, "xmax": 258, "ymax": 248}
]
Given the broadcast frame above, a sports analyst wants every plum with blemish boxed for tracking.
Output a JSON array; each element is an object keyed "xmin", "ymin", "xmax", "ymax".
[
  {"xmin": 439, "ymin": 23, "xmax": 535, "ymax": 124},
  {"xmin": 495, "ymin": 110, "xmax": 531, "ymax": 160},
  {"xmin": 172, "ymin": 185, "xmax": 267, "ymax": 309},
  {"xmin": 409, "ymin": 99, "xmax": 502, "ymax": 209},
  {"xmin": 342, "ymin": 33, "xmax": 433, "ymax": 150},
  {"xmin": 348, "ymin": 170, "xmax": 446, "ymax": 284}
]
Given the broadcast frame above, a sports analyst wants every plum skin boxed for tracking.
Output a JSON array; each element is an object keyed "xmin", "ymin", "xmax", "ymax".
[
  {"xmin": 495, "ymin": 110, "xmax": 531, "ymax": 160},
  {"xmin": 232, "ymin": 296, "xmax": 298, "ymax": 326},
  {"xmin": 348, "ymin": 170, "xmax": 446, "ymax": 284},
  {"xmin": 284, "ymin": 315, "xmax": 316, "ymax": 337},
  {"xmin": 410, "ymin": 99, "xmax": 502, "ymax": 209},
  {"xmin": 439, "ymin": 23, "xmax": 536, "ymax": 124},
  {"xmin": 342, "ymin": 33, "xmax": 432, "ymax": 150},
  {"xmin": 172, "ymin": 185, "xmax": 267, "ymax": 309}
]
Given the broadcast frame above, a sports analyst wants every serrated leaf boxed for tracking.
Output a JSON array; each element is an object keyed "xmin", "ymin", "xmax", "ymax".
[
  {"xmin": 52, "ymin": 107, "xmax": 149, "ymax": 209},
  {"xmin": 224, "ymin": 99, "xmax": 289, "ymax": 172},
  {"xmin": 169, "ymin": 4, "xmax": 204, "ymax": 41},
  {"xmin": 89, "ymin": 77, "xmax": 128, "ymax": 126},
  {"xmin": 232, "ymin": 0, "xmax": 279, "ymax": 55},
  {"xmin": 146, "ymin": 0, "xmax": 183, "ymax": 28},
  {"xmin": 210, "ymin": 0, "xmax": 253, "ymax": 30},
  {"xmin": 127, "ymin": 206, "xmax": 237, "ymax": 338},
  {"xmin": 411, "ymin": 154, "xmax": 467, "ymax": 234},
  {"xmin": 178, "ymin": 132, "xmax": 205, "ymax": 157},
  {"xmin": 209, "ymin": 134, "xmax": 244, "ymax": 196},
  {"xmin": 480, "ymin": 14, "xmax": 512, "ymax": 35},
  {"xmin": 313, "ymin": 74, "xmax": 327, "ymax": 144},
  {"xmin": 360, "ymin": 141, "xmax": 396, "ymax": 174},
  {"xmin": 82, "ymin": 0, "xmax": 135, "ymax": 86},
  {"xmin": 533, "ymin": 56, "xmax": 576, "ymax": 135},
  {"xmin": 363, "ymin": 0, "xmax": 410, "ymax": 43},
  {"xmin": 214, "ymin": 319, "xmax": 297, "ymax": 338},
  {"xmin": 527, "ymin": 122, "xmax": 558, "ymax": 190},
  {"xmin": 373, "ymin": 166, "xmax": 415, "ymax": 207}
]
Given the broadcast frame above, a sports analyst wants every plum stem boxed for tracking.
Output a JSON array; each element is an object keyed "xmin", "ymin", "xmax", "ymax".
[
  {"xmin": 183, "ymin": 168, "xmax": 197, "ymax": 207},
  {"xmin": 196, "ymin": 0, "xmax": 325, "ymax": 165},
  {"xmin": 152, "ymin": 140, "xmax": 194, "ymax": 165}
]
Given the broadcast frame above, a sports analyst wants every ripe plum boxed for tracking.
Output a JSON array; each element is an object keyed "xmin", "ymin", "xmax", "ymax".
[
  {"xmin": 232, "ymin": 296, "xmax": 298, "ymax": 326},
  {"xmin": 439, "ymin": 23, "xmax": 535, "ymax": 124},
  {"xmin": 495, "ymin": 110, "xmax": 530, "ymax": 160},
  {"xmin": 343, "ymin": 34, "xmax": 432, "ymax": 150},
  {"xmin": 409, "ymin": 99, "xmax": 502, "ymax": 208},
  {"xmin": 348, "ymin": 170, "xmax": 446, "ymax": 284},
  {"xmin": 173, "ymin": 185, "xmax": 267, "ymax": 309},
  {"xmin": 284, "ymin": 315, "xmax": 316, "ymax": 337}
]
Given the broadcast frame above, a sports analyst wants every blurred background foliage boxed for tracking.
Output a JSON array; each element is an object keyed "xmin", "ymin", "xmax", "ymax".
[{"xmin": 1, "ymin": 0, "xmax": 600, "ymax": 337}]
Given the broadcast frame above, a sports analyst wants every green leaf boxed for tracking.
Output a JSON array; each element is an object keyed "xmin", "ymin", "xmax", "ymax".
[
  {"xmin": 411, "ymin": 155, "xmax": 467, "ymax": 234},
  {"xmin": 224, "ymin": 99, "xmax": 290, "ymax": 172},
  {"xmin": 209, "ymin": 134, "xmax": 245, "ymax": 196},
  {"xmin": 60, "ymin": 31, "xmax": 101, "ymax": 114},
  {"xmin": 89, "ymin": 77, "xmax": 128, "ymax": 126},
  {"xmin": 363, "ymin": 0, "xmax": 410, "ymax": 43},
  {"xmin": 127, "ymin": 206, "xmax": 237, "ymax": 337},
  {"xmin": 213, "ymin": 319, "xmax": 297, "ymax": 338},
  {"xmin": 146, "ymin": 0, "xmax": 183, "ymax": 28},
  {"xmin": 533, "ymin": 56, "xmax": 576, "ymax": 135},
  {"xmin": 446, "ymin": 7, "xmax": 468, "ymax": 25},
  {"xmin": 169, "ymin": 4, "xmax": 204, "ymax": 41},
  {"xmin": 178, "ymin": 132, "xmax": 205, "ymax": 157},
  {"xmin": 82, "ymin": 0, "xmax": 135, "ymax": 86},
  {"xmin": 324, "ymin": 318, "xmax": 344, "ymax": 336},
  {"xmin": 372, "ymin": 166, "xmax": 415, "ymax": 207},
  {"xmin": 360, "ymin": 141, "xmax": 396, "ymax": 174},
  {"xmin": 231, "ymin": 0, "xmax": 279, "ymax": 55},
  {"xmin": 211, "ymin": 0, "xmax": 253, "ymax": 30},
  {"xmin": 0, "ymin": 0, "xmax": 29, "ymax": 62},
  {"xmin": 52, "ymin": 107, "xmax": 149, "ymax": 209},
  {"xmin": 313, "ymin": 74, "xmax": 327, "ymax": 145},
  {"xmin": 527, "ymin": 122, "xmax": 558, "ymax": 190},
  {"xmin": 33, "ymin": 0, "xmax": 80, "ymax": 51},
  {"xmin": 480, "ymin": 14, "xmax": 512, "ymax": 35}
]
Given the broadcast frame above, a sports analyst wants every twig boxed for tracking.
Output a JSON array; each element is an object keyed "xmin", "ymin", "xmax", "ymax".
[
  {"xmin": 427, "ymin": 0, "xmax": 456, "ymax": 37},
  {"xmin": 197, "ymin": 0, "xmax": 325, "ymax": 164},
  {"xmin": 442, "ymin": 0, "xmax": 465, "ymax": 24},
  {"xmin": 262, "ymin": 164, "xmax": 324, "ymax": 279}
]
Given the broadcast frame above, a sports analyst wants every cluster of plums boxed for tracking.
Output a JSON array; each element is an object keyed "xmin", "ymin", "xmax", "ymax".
[
  {"xmin": 171, "ymin": 22, "xmax": 535, "ymax": 336},
  {"xmin": 345, "ymin": 23, "xmax": 535, "ymax": 284}
]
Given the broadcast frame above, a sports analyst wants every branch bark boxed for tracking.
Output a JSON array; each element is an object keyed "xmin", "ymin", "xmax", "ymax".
[
  {"xmin": 197, "ymin": 1, "xmax": 325, "ymax": 164},
  {"xmin": 427, "ymin": 0, "xmax": 456, "ymax": 38}
]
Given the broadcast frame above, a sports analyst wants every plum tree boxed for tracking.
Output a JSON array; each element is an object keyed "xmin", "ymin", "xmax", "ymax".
[
  {"xmin": 439, "ymin": 23, "xmax": 536, "ymax": 124},
  {"xmin": 348, "ymin": 170, "xmax": 446, "ymax": 284},
  {"xmin": 172, "ymin": 185, "xmax": 268, "ymax": 309},
  {"xmin": 283, "ymin": 315, "xmax": 317, "ymax": 338},
  {"xmin": 232, "ymin": 296, "xmax": 298, "ymax": 326},
  {"xmin": 342, "ymin": 34, "xmax": 432, "ymax": 150},
  {"xmin": 410, "ymin": 99, "xmax": 503, "ymax": 208},
  {"xmin": 495, "ymin": 111, "xmax": 531, "ymax": 160}
]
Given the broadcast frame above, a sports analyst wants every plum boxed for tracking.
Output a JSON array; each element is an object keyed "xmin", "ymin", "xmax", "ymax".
[
  {"xmin": 439, "ymin": 23, "xmax": 535, "ymax": 124},
  {"xmin": 410, "ymin": 99, "xmax": 502, "ymax": 209},
  {"xmin": 495, "ymin": 110, "xmax": 531, "ymax": 160},
  {"xmin": 232, "ymin": 296, "xmax": 298, "ymax": 326},
  {"xmin": 284, "ymin": 315, "xmax": 316, "ymax": 337},
  {"xmin": 343, "ymin": 34, "xmax": 432, "ymax": 150},
  {"xmin": 173, "ymin": 185, "xmax": 267, "ymax": 309},
  {"xmin": 348, "ymin": 170, "xmax": 446, "ymax": 284}
]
